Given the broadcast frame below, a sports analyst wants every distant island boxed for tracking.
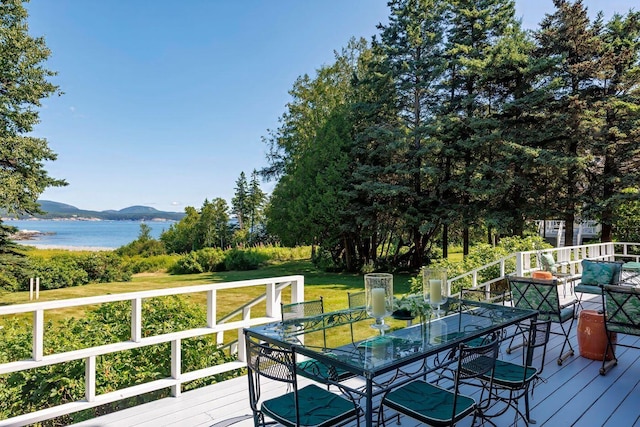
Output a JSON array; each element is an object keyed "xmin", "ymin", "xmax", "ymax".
[{"xmin": 1, "ymin": 200, "xmax": 186, "ymax": 222}]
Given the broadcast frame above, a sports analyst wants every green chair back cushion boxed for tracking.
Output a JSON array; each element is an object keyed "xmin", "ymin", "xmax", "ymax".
[
  {"xmin": 581, "ymin": 260, "xmax": 618, "ymax": 285},
  {"xmin": 540, "ymin": 253, "xmax": 557, "ymax": 273}
]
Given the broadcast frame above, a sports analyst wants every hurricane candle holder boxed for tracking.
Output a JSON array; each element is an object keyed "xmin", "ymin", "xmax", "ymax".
[
  {"xmin": 423, "ymin": 267, "xmax": 448, "ymax": 317},
  {"xmin": 365, "ymin": 273, "xmax": 393, "ymax": 333}
]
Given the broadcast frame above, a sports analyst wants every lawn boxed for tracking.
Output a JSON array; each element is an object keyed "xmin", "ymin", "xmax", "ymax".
[{"xmin": 0, "ymin": 260, "xmax": 417, "ymax": 325}]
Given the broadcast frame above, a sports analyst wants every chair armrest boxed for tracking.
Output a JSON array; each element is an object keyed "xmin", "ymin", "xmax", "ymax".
[{"xmin": 560, "ymin": 299, "xmax": 578, "ymax": 310}]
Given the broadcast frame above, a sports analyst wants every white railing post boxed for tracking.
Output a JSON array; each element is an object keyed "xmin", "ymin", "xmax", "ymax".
[
  {"xmin": 171, "ymin": 339, "xmax": 181, "ymax": 397},
  {"xmin": 292, "ymin": 277, "xmax": 304, "ymax": 304},
  {"xmin": 33, "ymin": 309, "xmax": 44, "ymax": 361},
  {"xmin": 207, "ymin": 290, "xmax": 216, "ymax": 328},
  {"xmin": 237, "ymin": 328, "xmax": 246, "ymax": 363},
  {"xmin": 266, "ymin": 282, "xmax": 277, "ymax": 318},
  {"xmin": 86, "ymin": 356, "xmax": 96, "ymax": 402},
  {"xmin": 132, "ymin": 298, "xmax": 142, "ymax": 343},
  {"xmin": 515, "ymin": 252, "xmax": 524, "ymax": 276}
]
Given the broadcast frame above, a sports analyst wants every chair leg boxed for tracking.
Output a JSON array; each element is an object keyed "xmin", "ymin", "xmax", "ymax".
[
  {"xmin": 506, "ymin": 323, "xmax": 526, "ymax": 354},
  {"xmin": 557, "ymin": 321, "xmax": 575, "ymax": 365},
  {"xmin": 524, "ymin": 388, "xmax": 536, "ymax": 425},
  {"xmin": 600, "ymin": 338, "xmax": 618, "ymax": 375}
]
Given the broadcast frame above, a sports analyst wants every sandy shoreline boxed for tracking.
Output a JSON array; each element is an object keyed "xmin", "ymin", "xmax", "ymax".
[{"xmin": 19, "ymin": 243, "xmax": 115, "ymax": 252}]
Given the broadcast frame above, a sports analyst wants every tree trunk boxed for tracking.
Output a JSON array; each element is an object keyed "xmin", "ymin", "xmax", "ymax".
[
  {"xmin": 564, "ymin": 213, "xmax": 574, "ymax": 247},
  {"xmin": 442, "ymin": 223, "xmax": 448, "ymax": 258}
]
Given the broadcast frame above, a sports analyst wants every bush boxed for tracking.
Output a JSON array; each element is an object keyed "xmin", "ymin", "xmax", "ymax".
[
  {"xmin": 123, "ymin": 254, "xmax": 178, "ymax": 273},
  {"xmin": 0, "ymin": 297, "xmax": 239, "ymax": 425},
  {"xmin": 116, "ymin": 239, "xmax": 166, "ymax": 257},
  {"xmin": 223, "ymin": 249, "xmax": 266, "ymax": 271},
  {"xmin": 28, "ymin": 255, "xmax": 89, "ymax": 289},
  {"xmin": 414, "ymin": 236, "xmax": 552, "ymax": 295},
  {"xmin": 170, "ymin": 252, "xmax": 204, "ymax": 274},
  {"xmin": 25, "ymin": 252, "xmax": 133, "ymax": 290},
  {"xmin": 75, "ymin": 253, "xmax": 132, "ymax": 283},
  {"xmin": 195, "ymin": 247, "xmax": 226, "ymax": 272}
]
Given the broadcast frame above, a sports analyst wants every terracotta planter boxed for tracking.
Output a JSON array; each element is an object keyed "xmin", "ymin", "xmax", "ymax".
[{"xmin": 577, "ymin": 310, "xmax": 616, "ymax": 361}]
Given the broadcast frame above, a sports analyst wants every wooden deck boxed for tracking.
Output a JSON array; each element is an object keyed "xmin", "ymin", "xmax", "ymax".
[{"xmin": 72, "ymin": 294, "xmax": 640, "ymax": 427}]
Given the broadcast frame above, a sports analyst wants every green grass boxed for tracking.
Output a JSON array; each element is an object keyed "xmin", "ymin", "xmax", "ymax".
[{"xmin": 0, "ymin": 260, "xmax": 416, "ymax": 325}]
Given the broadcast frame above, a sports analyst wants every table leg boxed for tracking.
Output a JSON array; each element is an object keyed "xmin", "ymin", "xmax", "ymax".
[{"xmin": 365, "ymin": 379, "xmax": 373, "ymax": 427}]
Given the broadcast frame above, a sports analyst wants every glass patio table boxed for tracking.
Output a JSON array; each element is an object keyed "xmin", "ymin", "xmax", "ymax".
[{"xmin": 244, "ymin": 298, "xmax": 538, "ymax": 427}]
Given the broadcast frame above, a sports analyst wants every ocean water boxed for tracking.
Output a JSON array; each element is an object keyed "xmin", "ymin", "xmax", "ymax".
[{"xmin": 3, "ymin": 219, "xmax": 173, "ymax": 249}]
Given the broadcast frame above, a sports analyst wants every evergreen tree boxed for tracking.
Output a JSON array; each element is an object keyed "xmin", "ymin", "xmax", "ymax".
[
  {"xmin": 535, "ymin": 0, "xmax": 603, "ymax": 246},
  {"xmin": 247, "ymin": 169, "xmax": 266, "ymax": 241},
  {"xmin": 441, "ymin": 0, "xmax": 521, "ymax": 255},
  {"xmin": 231, "ymin": 172, "xmax": 248, "ymax": 230},
  {"xmin": 583, "ymin": 10, "xmax": 640, "ymax": 241},
  {"xmin": 0, "ymin": 0, "xmax": 66, "ymax": 216},
  {"xmin": 360, "ymin": 0, "xmax": 446, "ymax": 267}
]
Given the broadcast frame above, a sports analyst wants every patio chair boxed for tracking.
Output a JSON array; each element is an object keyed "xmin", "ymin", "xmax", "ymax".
[
  {"xmin": 347, "ymin": 290, "xmax": 366, "ymax": 343},
  {"xmin": 537, "ymin": 251, "xmax": 574, "ymax": 297},
  {"xmin": 574, "ymin": 259, "xmax": 624, "ymax": 310},
  {"xmin": 282, "ymin": 298, "xmax": 354, "ymax": 384},
  {"xmin": 478, "ymin": 319, "xmax": 551, "ymax": 426},
  {"xmin": 600, "ymin": 284, "xmax": 640, "ymax": 375},
  {"xmin": 378, "ymin": 338, "xmax": 499, "ymax": 427},
  {"xmin": 347, "ymin": 291, "xmax": 366, "ymax": 309},
  {"xmin": 507, "ymin": 276, "xmax": 577, "ymax": 365},
  {"xmin": 245, "ymin": 334, "xmax": 360, "ymax": 427}
]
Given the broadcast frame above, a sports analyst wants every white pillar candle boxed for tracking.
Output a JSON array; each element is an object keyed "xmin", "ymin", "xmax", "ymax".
[
  {"xmin": 371, "ymin": 288, "xmax": 387, "ymax": 317},
  {"xmin": 429, "ymin": 279, "xmax": 442, "ymax": 304}
]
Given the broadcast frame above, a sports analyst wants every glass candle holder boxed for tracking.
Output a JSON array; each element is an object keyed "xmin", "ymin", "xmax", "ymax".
[
  {"xmin": 423, "ymin": 267, "xmax": 448, "ymax": 316},
  {"xmin": 365, "ymin": 273, "xmax": 393, "ymax": 333}
]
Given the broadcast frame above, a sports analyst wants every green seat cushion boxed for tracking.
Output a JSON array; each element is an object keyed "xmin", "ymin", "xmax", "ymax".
[
  {"xmin": 261, "ymin": 384, "xmax": 356, "ymax": 427},
  {"xmin": 541, "ymin": 253, "xmax": 557, "ymax": 273},
  {"xmin": 581, "ymin": 260, "xmax": 619, "ymax": 285},
  {"xmin": 574, "ymin": 283, "xmax": 602, "ymax": 295},
  {"xmin": 539, "ymin": 306, "xmax": 574, "ymax": 323},
  {"xmin": 383, "ymin": 380, "xmax": 475, "ymax": 425},
  {"xmin": 483, "ymin": 359, "xmax": 538, "ymax": 388}
]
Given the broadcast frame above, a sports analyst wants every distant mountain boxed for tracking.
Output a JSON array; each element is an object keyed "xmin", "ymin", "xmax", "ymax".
[
  {"xmin": 2, "ymin": 200, "xmax": 185, "ymax": 221},
  {"xmin": 118, "ymin": 205, "xmax": 161, "ymax": 214}
]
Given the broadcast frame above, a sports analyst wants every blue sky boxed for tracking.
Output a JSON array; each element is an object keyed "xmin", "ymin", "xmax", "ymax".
[{"xmin": 27, "ymin": 0, "xmax": 637, "ymax": 212}]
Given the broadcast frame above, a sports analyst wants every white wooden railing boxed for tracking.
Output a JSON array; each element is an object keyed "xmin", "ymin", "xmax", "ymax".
[
  {"xmin": 0, "ymin": 275, "xmax": 304, "ymax": 427},
  {"xmin": 447, "ymin": 242, "xmax": 640, "ymax": 296}
]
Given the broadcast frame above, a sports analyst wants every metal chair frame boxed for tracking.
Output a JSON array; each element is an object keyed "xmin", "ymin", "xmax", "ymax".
[
  {"xmin": 508, "ymin": 276, "xmax": 577, "ymax": 365},
  {"xmin": 479, "ymin": 319, "xmax": 551, "ymax": 426},
  {"xmin": 379, "ymin": 338, "xmax": 500, "ymax": 427},
  {"xmin": 600, "ymin": 284, "xmax": 640, "ymax": 375},
  {"xmin": 245, "ymin": 335, "xmax": 360, "ymax": 427}
]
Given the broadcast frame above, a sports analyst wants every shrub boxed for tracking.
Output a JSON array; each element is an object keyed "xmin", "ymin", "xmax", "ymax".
[
  {"xmin": 0, "ymin": 297, "xmax": 239, "ymax": 425},
  {"xmin": 223, "ymin": 248, "xmax": 267, "ymax": 271},
  {"xmin": 28, "ymin": 255, "xmax": 89, "ymax": 289},
  {"xmin": 170, "ymin": 252, "xmax": 204, "ymax": 274},
  {"xmin": 414, "ymin": 236, "xmax": 552, "ymax": 295},
  {"xmin": 123, "ymin": 254, "xmax": 178, "ymax": 273},
  {"xmin": 195, "ymin": 247, "xmax": 226, "ymax": 272},
  {"xmin": 75, "ymin": 252, "xmax": 132, "ymax": 283}
]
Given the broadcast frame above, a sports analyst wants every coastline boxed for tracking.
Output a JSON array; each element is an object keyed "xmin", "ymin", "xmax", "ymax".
[{"xmin": 20, "ymin": 243, "xmax": 115, "ymax": 252}]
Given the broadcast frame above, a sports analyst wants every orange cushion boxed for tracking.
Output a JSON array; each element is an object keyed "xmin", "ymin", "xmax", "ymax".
[{"xmin": 532, "ymin": 271, "xmax": 554, "ymax": 280}]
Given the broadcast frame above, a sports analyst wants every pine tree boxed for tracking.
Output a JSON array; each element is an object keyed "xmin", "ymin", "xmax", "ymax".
[
  {"xmin": 441, "ymin": 0, "xmax": 521, "ymax": 254},
  {"xmin": 0, "ymin": 0, "xmax": 66, "ymax": 216},
  {"xmin": 535, "ymin": 0, "xmax": 603, "ymax": 246},
  {"xmin": 583, "ymin": 11, "xmax": 640, "ymax": 241},
  {"xmin": 355, "ymin": 0, "xmax": 447, "ymax": 268}
]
